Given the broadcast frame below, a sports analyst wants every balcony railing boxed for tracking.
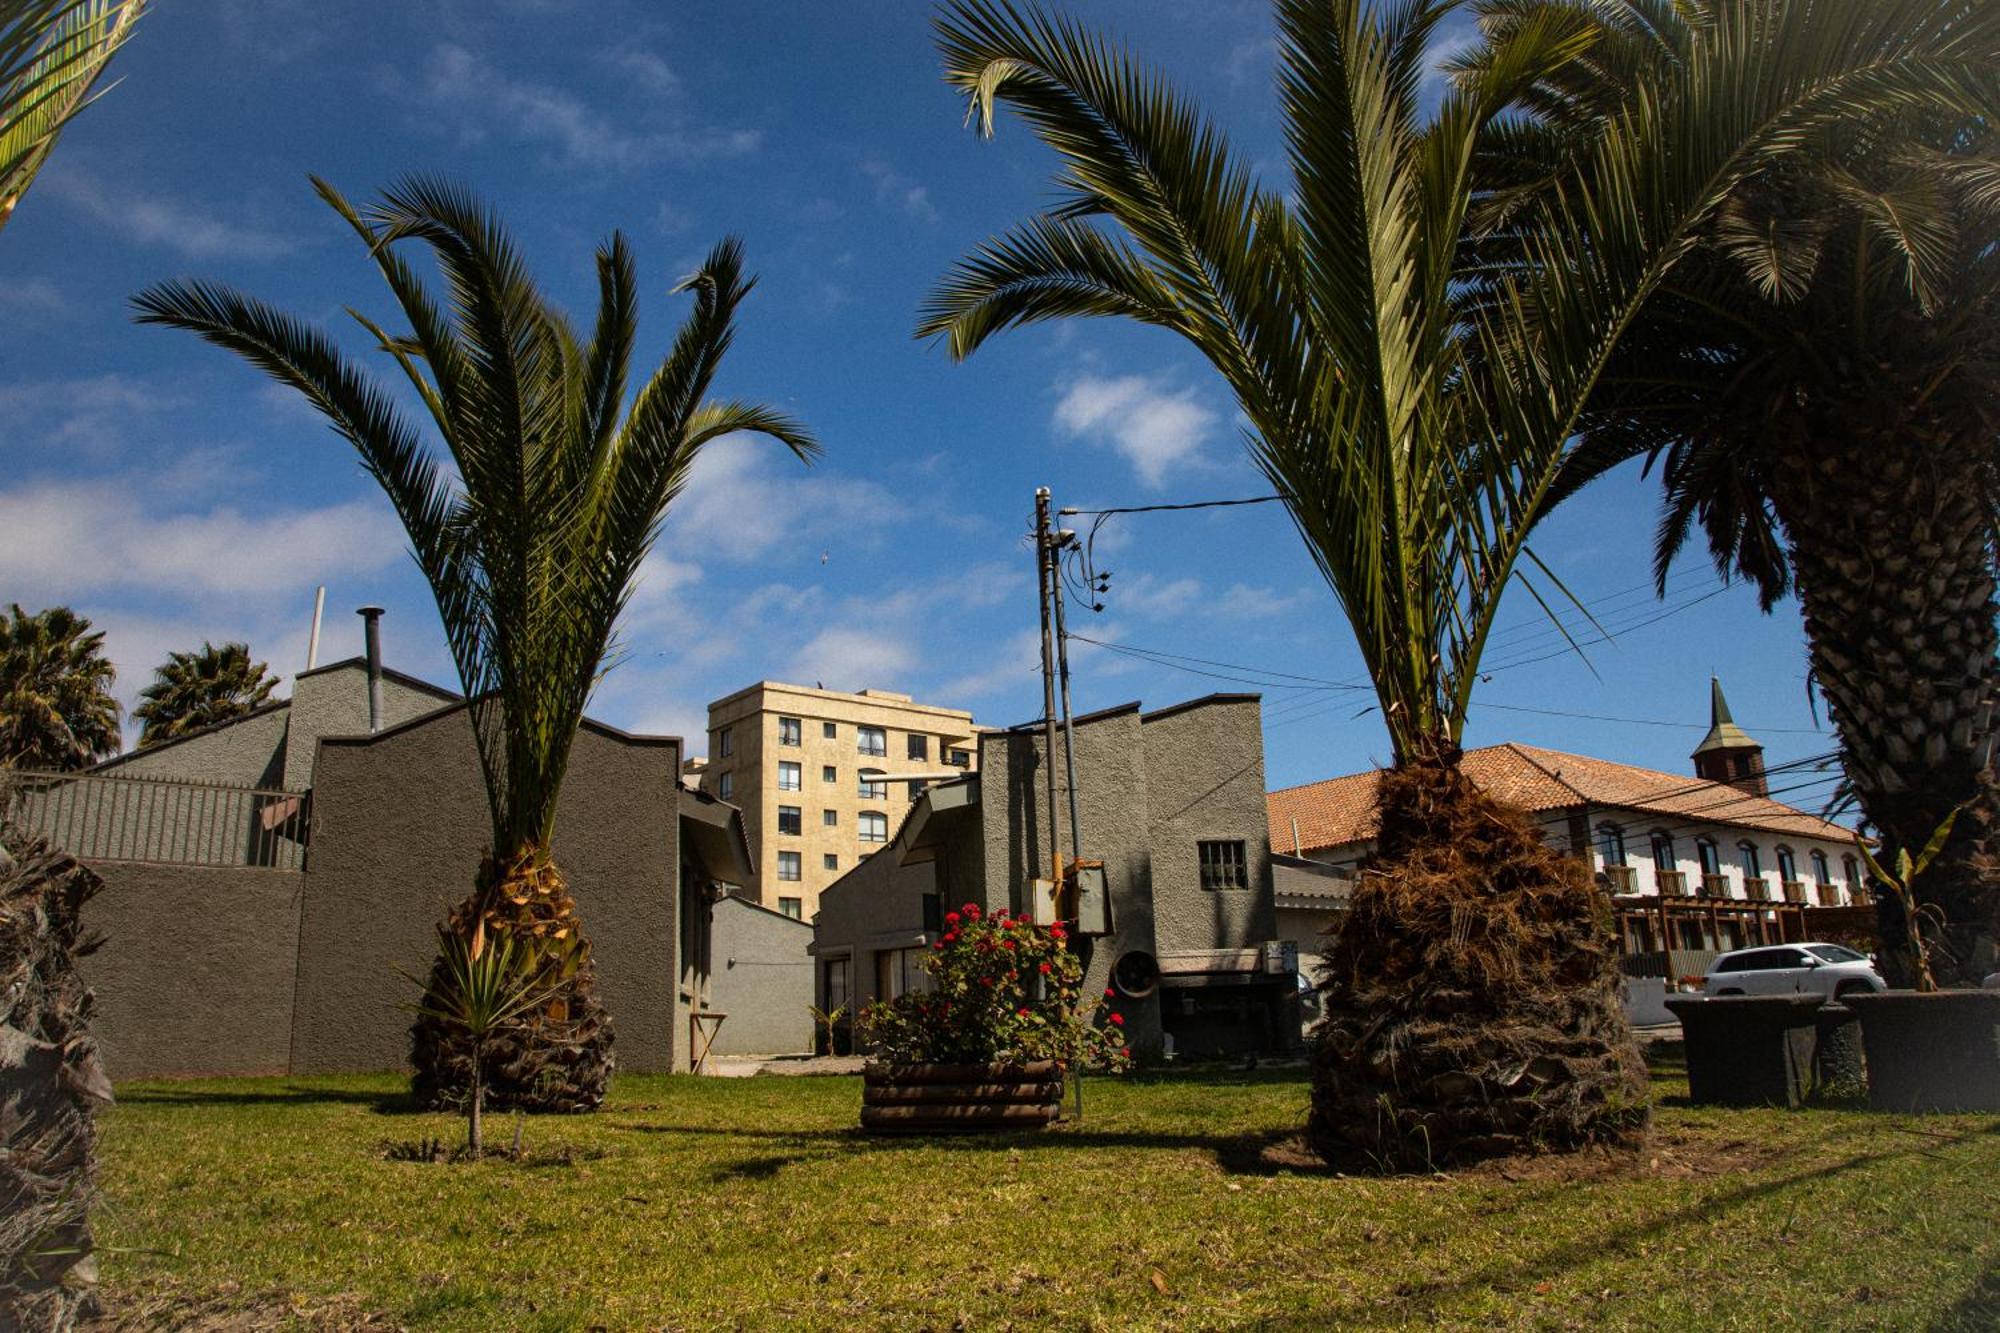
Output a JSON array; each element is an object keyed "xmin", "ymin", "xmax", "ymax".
[
  {"xmin": 1602, "ymin": 864, "xmax": 1637, "ymax": 894},
  {"xmin": 0, "ymin": 768, "xmax": 309, "ymax": 870},
  {"xmin": 1657, "ymin": 870, "xmax": 1691, "ymax": 898},
  {"xmin": 1782, "ymin": 880, "xmax": 1808, "ymax": 904},
  {"xmin": 1701, "ymin": 873, "xmax": 1733, "ymax": 898},
  {"xmin": 1815, "ymin": 882, "xmax": 1840, "ymax": 907}
]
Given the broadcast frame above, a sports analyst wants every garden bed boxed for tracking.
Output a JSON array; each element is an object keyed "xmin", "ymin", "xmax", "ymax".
[{"xmin": 87, "ymin": 1060, "xmax": 2000, "ymax": 1330}]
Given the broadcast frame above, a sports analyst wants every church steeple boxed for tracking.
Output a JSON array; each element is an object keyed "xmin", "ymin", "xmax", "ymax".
[{"xmin": 1691, "ymin": 677, "xmax": 1767, "ymax": 796}]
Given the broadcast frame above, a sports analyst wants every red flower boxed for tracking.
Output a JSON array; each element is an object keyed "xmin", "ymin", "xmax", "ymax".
[
  {"xmin": 964, "ymin": 904, "xmax": 982, "ymax": 919},
  {"xmin": 1104, "ymin": 987, "xmax": 1116, "ymax": 1000},
  {"xmin": 1120, "ymin": 1047, "xmax": 1131, "ymax": 1059},
  {"xmin": 980, "ymin": 976, "xmax": 993, "ymax": 986},
  {"xmin": 943, "ymin": 932, "xmax": 958, "ymax": 944},
  {"xmin": 1002, "ymin": 939, "xmax": 1017, "ymax": 951},
  {"xmin": 945, "ymin": 911, "xmax": 961, "ymax": 925},
  {"xmin": 932, "ymin": 941, "xmax": 944, "ymax": 951},
  {"xmin": 1017, "ymin": 1007, "xmax": 1030, "ymax": 1017},
  {"xmin": 1038, "ymin": 962, "xmax": 1052, "ymax": 975},
  {"xmin": 1108, "ymin": 1012, "xmax": 1124, "ymax": 1027}
]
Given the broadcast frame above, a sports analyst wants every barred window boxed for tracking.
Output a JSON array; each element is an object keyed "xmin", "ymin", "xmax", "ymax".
[
  {"xmin": 779, "ymin": 716, "xmax": 802, "ymax": 747},
  {"xmin": 777, "ymin": 851, "xmax": 801, "ymax": 881},
  {"xmin": 859, "ymin": 811, "xmax": 888, "ymax": 843},
  {"xmin": 1198, "ymin": 839, "xmax": 1248, "ymax": 891},
  {"xmin": 858, "ymin": 726, "xmax": 887, "ymax": 757},
  {"xmin": 777, "ymin": 805, "xmax": 801, "ymax": 836},
  {"xmin": 778, "ymin": 761, "xmax": 802, "ymax": 791}
]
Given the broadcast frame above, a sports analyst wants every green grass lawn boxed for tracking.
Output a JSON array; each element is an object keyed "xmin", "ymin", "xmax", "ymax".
[{"xmin": 93, "ymin": 1049, "xmax": 2000, "ymax": 1331}]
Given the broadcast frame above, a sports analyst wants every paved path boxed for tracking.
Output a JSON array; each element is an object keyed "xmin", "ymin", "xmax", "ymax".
[{"xmin": 702, "ymin": 1054, "xmax": 867, "ymax": 1078}]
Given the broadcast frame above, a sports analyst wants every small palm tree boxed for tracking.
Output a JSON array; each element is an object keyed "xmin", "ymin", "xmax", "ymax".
[
  {"xmin": 132, "ymin": 641, "xmax": 279, "ymax": 748},
  {"xmin": 406, "ymin": 930, "xmax": 569, "ymax": 1157},
  {"xmin": 921, "ymin": 0, "xmax": 1999, "ymax": 1164},
  {"xmin": 134, "ymin": 176, "xmax": 816, "ymax": 1110},
  {"xmin": 0, "ymin": 604, "xmax": 118, "ymax": 771},
  {"xmin": 1, "ymin": 0, "xmax": 145, "ymax": 235},
  {"xmin": 1465, "ymin": 0, "xmax": 2000, "ymax": 986}
]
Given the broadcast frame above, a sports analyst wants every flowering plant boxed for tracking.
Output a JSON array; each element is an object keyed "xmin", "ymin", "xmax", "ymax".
[{"xmin": 859, "ymin": 903, "xmax": 1131, "ymax": 1071}]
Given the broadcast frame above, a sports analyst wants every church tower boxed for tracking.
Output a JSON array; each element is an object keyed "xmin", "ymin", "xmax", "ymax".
[{"xmin": 1691, "ymin": 677, "xmax": 1767, "ymax": 796}]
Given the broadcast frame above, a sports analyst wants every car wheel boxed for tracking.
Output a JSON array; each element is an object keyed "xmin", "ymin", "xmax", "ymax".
[{"xmin": 1714, "ymin": 988, "xmax": 1745, "ymax": 996}]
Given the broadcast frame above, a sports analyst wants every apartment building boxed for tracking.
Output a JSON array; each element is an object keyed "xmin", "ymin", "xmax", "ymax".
[{"xmin": 700, "ymin": 681, "xmax": 981, "ymax": 918}]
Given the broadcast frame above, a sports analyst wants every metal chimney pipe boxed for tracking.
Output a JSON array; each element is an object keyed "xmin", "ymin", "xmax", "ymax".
[{"xmin": 356, "ymin": 606, "xmax": 385, "ymax": 733}]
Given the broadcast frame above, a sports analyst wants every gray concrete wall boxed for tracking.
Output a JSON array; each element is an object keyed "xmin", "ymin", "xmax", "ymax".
[
  {"xmin": 1277, "ymin": 906, "xmax": 1337, "ymax": 979},
  {"xmin": 283, "ymin": 661, "xmax": 459, "ymax": 791},
  {"xmin": 1141, "ymin": 697, "xmax": 1276, "ymax": 956},
  {"xmin": 82, "ymin": 863, "xmax": 303, "ymax": 1080},
  {"xmin": 708, "ymin": 895, "xmax": 814, "ymax": 1055},
  {"xmin": 97, "ymin": 704, "xmax": 291, "ymax": 790},
  {"xmin": 292, "ymin": 707, "xmax": 684, "ymax": 1075},
  {"xmin": 811, "ymin": 844, "xmax": 938, "ymax": 1012}
]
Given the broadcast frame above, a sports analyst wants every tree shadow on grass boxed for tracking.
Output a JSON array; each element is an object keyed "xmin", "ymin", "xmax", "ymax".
[
  {"xmin": 1929, "ymin": 1262, "xmax": 2000, "ymax": 1332},
  {"xmin": 114, "ymin": 1084, "xmax": 424, "ymax": 1114}
]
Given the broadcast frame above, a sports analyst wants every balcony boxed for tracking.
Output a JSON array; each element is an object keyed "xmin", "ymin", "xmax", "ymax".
[
  {"xmin": 1782, "ymin": 880, "xmax": 1808, "ymax": 904},
  {"xmin": 1657, "ymin": 870, "xmax": 1691, "ymax": 898},
  {"xmin": 1602, "ymin": 865, "xmax": 1637, "ymax": 894},
  {"xmin": 1815, "ymin": 882, "xmax": 1840, "ymax": 907},
  {"xmin": 1701, "ymin": 873, "xmax": 1733, "ymax": 898}
]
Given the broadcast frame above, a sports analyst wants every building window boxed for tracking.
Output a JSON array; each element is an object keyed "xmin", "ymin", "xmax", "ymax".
[
  {"xmin": 822, "ymin": 808, "xmax": 838, "ymax": 827},
  {"xmin": 1810, "ymin": 850, "xmax": 1830, "ymax": 885},
  {"xmin": 822, "ymin": 764, "xmax": 837, "ymax": 784},
  {"xmin": 778, "ymin": 805, "xmax": 802, "ymax": 836},
  {"xmin": 1597, "ymin": 823, "xmax": 1626, "ymax": 867},
  {"xmin": 1198, "ymin": 839, "xmax": 1249, "ymax": 891},
  {"xmin": 946, "ymin": 748, "xmax": 971, "ymax": 768},
  {"xmin": 778, "ymin": 761, "xmax": 802, "ymax": 791},
  {"xmin": 1696, "ymin": 838, "xmax": 1720, "ymax": 876},
  {"xmin": 858, "ymin": 775, "xmax": 887, "ymax": 800},
  {"xmin": 1777, "ymin": 846, "xmax": 1798, "ymax": 882},
  {"xmin": 777, "ymin": 851, "xmax": 802, "ymax": 881},
  {"xmin": 1843, "ymin": 853, "xmax": 1861, "ymax": 887},
  {"xmin": 823, "ymin": 721, "xmax": 837, "ymax": 740},
  {"xmin": 779, "ymin": 897, "xmax": 803, "ymax": 920},
  {"xmin": 1650, "ymin": 832, "xmax": 1676, "ymax": 873},
  {"xmin": 779, "ymin": 716, "xmax": 802, "ymax": 747},
  {"xmin": 858, "ymin": 726, "xmax": 887, "ymax": 757},
  {"xmin": 1739, "ymin": 841, "xmax": 1763, "ymax": 879},
  {"xmin": 859, "ymin": 811, "xmax": 888, "ymax": 843},
  {"xmin": 717, "ymin": 726, "xmax": 733, "ymax": 758},
  {"xmin": 909, "ymin": 778, "xmax": 929, "ymax": 801},
  {"xmin": 718, "ymin": 771, "xmax": 733, "ymax": 800},
  {"xmin": 823, "ymin": 957, "xmax": 848, "ymax": 1013},
  {"xmin": 823, "ymin": 853, "xmax": 839, "ymax": 871},
  {"xmin": 908, "ymin": 734, "xmax": 929, "ymax": 761}
]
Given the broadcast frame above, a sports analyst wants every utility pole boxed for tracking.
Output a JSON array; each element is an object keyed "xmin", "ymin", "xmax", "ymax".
[
  {"xmin": 1048, "ymin": 515, "xmax": 1084, "ymax": 865},
  {"xmin": 1033, "ymin": 488, "xmax": 1063, "ymax": 888}
]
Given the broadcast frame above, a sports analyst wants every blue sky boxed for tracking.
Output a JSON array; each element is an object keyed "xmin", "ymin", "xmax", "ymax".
[{"xmin": 0, "ymin": 0, "xmax": 1841, "ymax": 805}]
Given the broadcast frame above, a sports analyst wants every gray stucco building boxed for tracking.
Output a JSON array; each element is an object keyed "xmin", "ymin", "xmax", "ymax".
[
  {"xmin": 811, "ymin": 693, "xmax": 1298, "ymax": 1060},
  {"xmin": 4, "ymin": 658, "xmax": 755, "ymax": 1080}
]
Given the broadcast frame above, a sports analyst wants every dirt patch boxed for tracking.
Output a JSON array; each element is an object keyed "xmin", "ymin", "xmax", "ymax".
[{"xmin": 87, "ymin": 1283, "xmax": 397, "ymax": 1330}]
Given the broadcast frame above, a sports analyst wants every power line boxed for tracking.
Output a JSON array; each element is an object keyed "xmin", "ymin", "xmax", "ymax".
[{"xmin": 1058, "ymin": 495, "xmax": 1286, "ymax": 517}]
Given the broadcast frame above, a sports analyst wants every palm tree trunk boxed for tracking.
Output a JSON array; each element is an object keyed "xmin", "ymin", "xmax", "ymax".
[
  {"xmin": 1770, "ymin": 411, "xmax": 2000, "ymax": 988},
  {"xmin": 410, "ymin": 850, "xmax": 616, "ymax": 1112},
  {"xmin": 1308, "ymin": 738, "xmax": 1648, "ymax": 1168}
]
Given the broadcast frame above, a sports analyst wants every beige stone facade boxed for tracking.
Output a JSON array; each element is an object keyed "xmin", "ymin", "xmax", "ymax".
[{"xmin": 699, "ymin": 681, "xmax": 980, "ymax": 919}]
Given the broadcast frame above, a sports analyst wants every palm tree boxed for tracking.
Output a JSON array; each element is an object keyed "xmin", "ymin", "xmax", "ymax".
[
  {"xmin": 132, "ymin": 640, "xmax": 279, "ymax": 748},
  {"xmin": 0, "ymin": 603, "xmax": 118, "ymax": 772},
  {"xmin": 133, "ymin": 176, "xmax": 816, "ymax": 1110},
  {"xmin": 920, "ymin": 0, "xmax": 2000, "ymax": 1165},
  {"xmin": 1, "ymin": 0, "xmax": 145, "ymax": 235},
  {"xmin": 1462, "ymin": 1, "xmax": 2000, "ymax": 987}
]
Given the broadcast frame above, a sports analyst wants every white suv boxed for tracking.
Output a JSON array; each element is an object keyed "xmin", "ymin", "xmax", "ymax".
[{"xmin": 1702, "ymin": 943, "xmax": 1885, "ymax": 1001}]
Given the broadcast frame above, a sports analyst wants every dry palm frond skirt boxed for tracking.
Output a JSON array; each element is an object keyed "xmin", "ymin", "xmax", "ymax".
[
  {"xmin": 410, "ymin": 853, "xmax": 615, "ymax": 1113},
  {"xmin": 1308, "ymin": 748, "xmax": 1649, "ymax": 1170}
]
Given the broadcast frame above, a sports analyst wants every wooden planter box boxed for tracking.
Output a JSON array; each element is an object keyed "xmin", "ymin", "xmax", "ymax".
[
  {"xmin": 1664, "ymin": 995, "xmax": 1825, "ymax": 1107},
  {"xmin": 1843, "ymin": 990, "xmax": 2000, "ymax": 1113},
  {"xmin": 860, "ymin": 1060, "xmax": 1064, "ymax": 1135}
]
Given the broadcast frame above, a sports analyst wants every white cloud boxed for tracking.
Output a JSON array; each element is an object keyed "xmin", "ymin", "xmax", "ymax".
[
  {"xmin": 660, "ymin": 437, "xmax": 901, "ymax": 564},
  {"xmin": 609, "ymin": 48, "xmax": 680, "ymax": 95},
  {"xmin": 1053, "ymin": 374, "xmax": 1218, "ymax": 488},
  {"xmin": 1115, "ymin": 572, "xmax": 1203, "ymax": 619},
  {"xmin": 936, "ymin": 627, "xmax": 1044, "ymax": 701},
  {"xmin": 860, "ymin": 159, "xmax": 941, "ymax": 223},
  {"xmin": 0, "ymin": 480, "xmax": 406, "ymax": 601},
  {"xmin": 42, "ymin": 169, "xmax": 296, "ymax": 260},
  {"xmin": 0, "ymin": 277, "xmax": 67, "ymax": 317},
  {"xmin": 1217, "ymin": 582, "xmax": 1315, "ymax": 618},
  {"xmin": 784, "ymin": 626, "xmax": 917, "ymax": 693},
  {"xmin": 420, "ymin": 43, "xmax": 760, "ymax": 168}
]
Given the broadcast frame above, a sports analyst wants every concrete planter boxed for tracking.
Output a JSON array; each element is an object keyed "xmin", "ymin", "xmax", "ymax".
[
  {"xmin": 859, "ymin": 1060, "xmax": 1064, "ymax": 1135},
  {"xmin": 1844, "ymin": 990, "xmax": 2000, "ymax": 1113},
  {"xmin": 1664, "ymin": 995, "xmax": 1825, "ymax": 1107}
]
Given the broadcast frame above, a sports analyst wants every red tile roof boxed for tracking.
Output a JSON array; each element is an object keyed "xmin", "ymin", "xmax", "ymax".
[{"xmin": 1267, "ymin": 742, "xmax": 1851, "ymax": 854}]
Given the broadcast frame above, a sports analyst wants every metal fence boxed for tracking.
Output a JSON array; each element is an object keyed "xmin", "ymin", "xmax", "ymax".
[{"xmin": 0, "ymin": 768, "xmax": 310, "ymax": 870}]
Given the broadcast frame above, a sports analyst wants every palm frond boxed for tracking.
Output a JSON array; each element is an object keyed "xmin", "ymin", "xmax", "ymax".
[{"xmin": 0, "ymin": 0, "xmax": 143, "ymax": 233}]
